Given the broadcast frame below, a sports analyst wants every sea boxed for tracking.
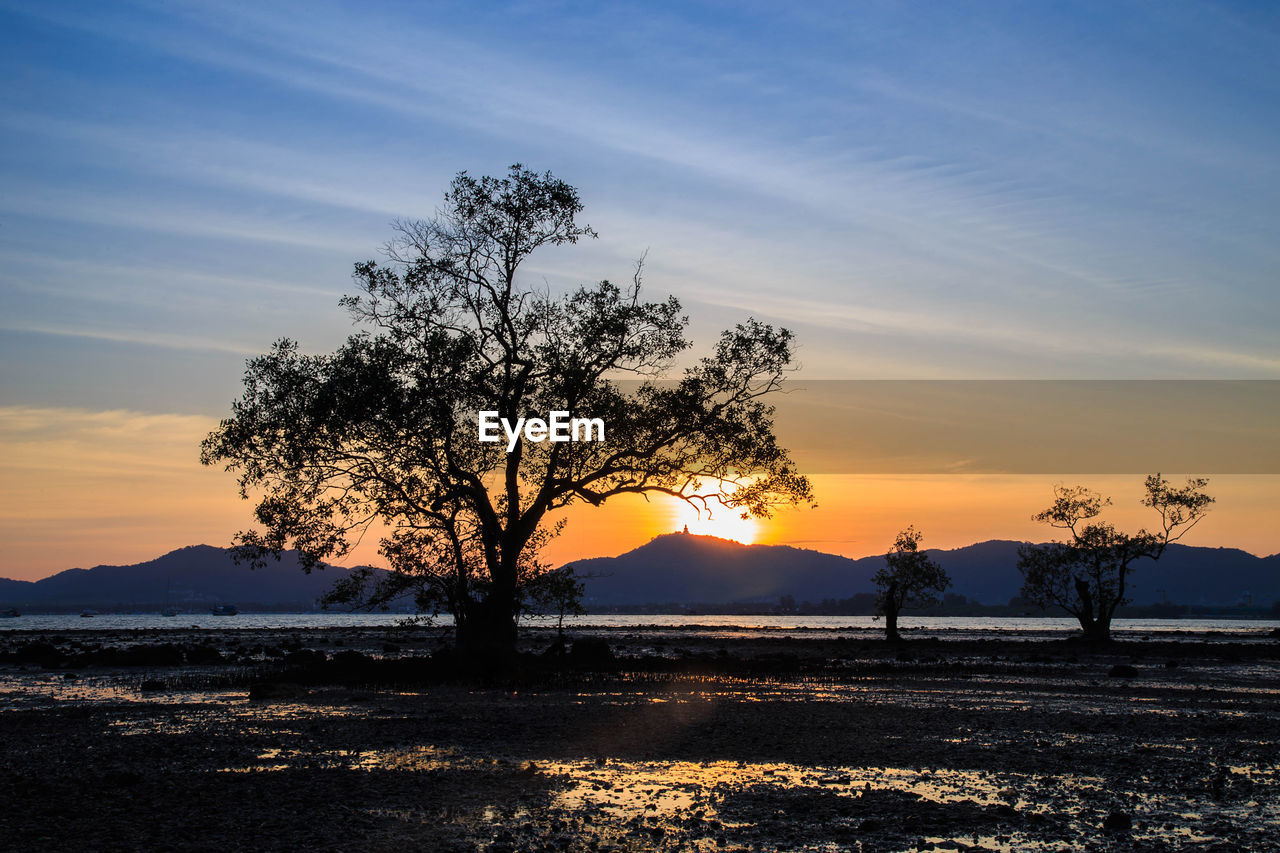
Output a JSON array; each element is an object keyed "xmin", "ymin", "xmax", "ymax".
[{"xmin": 2, "ymin": 613, "xmax": 1277, "ymax": 642}]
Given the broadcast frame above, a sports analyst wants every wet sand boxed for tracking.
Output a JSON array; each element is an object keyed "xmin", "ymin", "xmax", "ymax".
[{"xmin": 1, "ymin": 625, "xmax": 1277, "ymax": 851}]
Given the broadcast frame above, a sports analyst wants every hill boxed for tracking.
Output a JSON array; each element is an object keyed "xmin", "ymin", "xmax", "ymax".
[
  {"xmin": 3, "ymin": 537, "xmax": 1276, "ymax": 613},
  {"xmin": 0, "ymin": 546, "xmax": 369, "ymax": 612},
  {"xmin": 570, "ymin": 534, "xmax": 864, "ymax": 605},
  {"xmin": 569, "ymin": 533, "xmax": 1280, "ymax": 607}
]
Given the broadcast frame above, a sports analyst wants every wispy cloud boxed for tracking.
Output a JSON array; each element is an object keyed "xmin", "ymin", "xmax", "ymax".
[
  {"xmin": 1, "ymin": 0, "xmax": 1277, "ymax": 389},
  {"xmin": 6, "ymin": 0, "xmax": 1167, "ymax": 293},
  {"xmin": 0, "ymin": 323, "xmax": 260, "ymax": 356},
  {"xmin": 0, "ymin": 405, "xmax": 241, "ymax": 577},
  {"xmin": 0, "ymin": 181, "xmax": 377, "ymax": 254}
]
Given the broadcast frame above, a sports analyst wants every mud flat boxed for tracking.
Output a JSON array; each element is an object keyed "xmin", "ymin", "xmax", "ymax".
[{"xmin": 1, "ymin": 626, "xmax": 1277, "ymax": 851}]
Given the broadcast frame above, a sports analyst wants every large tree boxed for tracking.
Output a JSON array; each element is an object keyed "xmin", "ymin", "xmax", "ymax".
[
  {"xmin": 873, "ymin": 526, "xmax": 950, "ymax": 642},
  {"xmin": 201, "ymin": 165, "xmax": 812, "ymax": 656},
  {"xmin": 1016, "ymin": 474, "xmax": 1213, "ymax": 642}
]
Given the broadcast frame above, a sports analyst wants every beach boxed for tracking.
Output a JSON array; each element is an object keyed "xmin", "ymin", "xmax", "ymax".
[{"xmin": 1, "ymin": 624, "xmax": 1277, "ymax": 851}]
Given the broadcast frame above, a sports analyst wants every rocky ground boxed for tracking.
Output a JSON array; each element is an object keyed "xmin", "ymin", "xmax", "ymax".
[{"xmin": 0, "ymin": 625, "xmax": 1277, "ymax": 852}]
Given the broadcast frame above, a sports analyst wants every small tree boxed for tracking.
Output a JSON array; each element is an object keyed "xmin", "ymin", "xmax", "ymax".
[
  {"xmin": 873, "ymin": 526, "xmax": 950, "ymax": 642},
  {"xmin": 526, "ymin": 565, "xmax": 587, "ymax": 641},
  {"xmin": 202, "ymin": 165, "xmax": 813, "ymax": 659},
  {"xmin": 1017, "ymin": 474, "xmax": 1213, "ymax": 642}
]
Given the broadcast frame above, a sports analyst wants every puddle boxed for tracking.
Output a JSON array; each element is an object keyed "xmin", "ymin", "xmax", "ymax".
[{"xmin": 0, "ymin": 670, "xmax": 247, "ymax": 710}]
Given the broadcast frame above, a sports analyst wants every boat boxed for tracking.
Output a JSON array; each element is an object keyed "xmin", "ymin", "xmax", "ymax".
[
  {"xmin": 0, "ymin": 608, "xmax": 19, "ymax": 618},
  {"xmin": 80, "ymin": 609, "xmax": 97, "ymax": 618},
  {"xmin": 160, "ymin": 608, "xmax": 179, "ymax": 617},
  {"xmin": 210, "ymin": 604, "xmax": 238, "ymax": 616}
]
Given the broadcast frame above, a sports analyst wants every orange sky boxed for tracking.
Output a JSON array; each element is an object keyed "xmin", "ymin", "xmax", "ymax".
[
  {"xmin": 2, "ymin": 404, "xmax": 1276, "ymax": 581},
  {"xmin": 540, "ymin": 473, "xmax": 1280, "ymax": 568}
]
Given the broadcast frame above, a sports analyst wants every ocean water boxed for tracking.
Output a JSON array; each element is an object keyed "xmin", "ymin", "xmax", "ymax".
[{"xmin": 1, "ymin": 612, "xmax": 1277, "ymax": 640}]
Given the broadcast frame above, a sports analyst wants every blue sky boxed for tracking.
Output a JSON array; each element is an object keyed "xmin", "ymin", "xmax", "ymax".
[
  {"xmin": 2, "ymin": 0, "xmax": 1280, "ymax": 418},
  {"xmin": 3, "ymin": 1, "xmax": 1280, "ymax": 576}
]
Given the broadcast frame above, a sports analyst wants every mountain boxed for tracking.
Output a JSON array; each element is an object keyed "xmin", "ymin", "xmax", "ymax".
[
  {"xmin": 4, "ymin": 537, "xmax": 1276, "ymax": 612},
  {"xmin": 0, "ymin": 577, "xmax": 31, "ymax": 600},
  {"xmin": 570, "ymin": 534, "xmax": 865, "ymax": 605},
  {"xmin": 568, "ymin": 533, "xmax": 1280, "ymax": 607},
  {"xmin": 0, "ymin": 546, "xmax": 371, "ymax": 611},
  {"xmin": 1139, "ymin": 545, "xmax": 1280, "ymax": 606}
]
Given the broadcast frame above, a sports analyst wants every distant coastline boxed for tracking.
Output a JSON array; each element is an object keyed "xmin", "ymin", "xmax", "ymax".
[{"xmin": 3, "ymin": 536, "xmax": 1278, "ymax": 616}]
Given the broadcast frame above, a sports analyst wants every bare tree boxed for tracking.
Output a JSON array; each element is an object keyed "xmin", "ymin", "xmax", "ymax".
[{"xmin": 1017, "ymin": 475, "xmax": 1213, "ymax": 641}]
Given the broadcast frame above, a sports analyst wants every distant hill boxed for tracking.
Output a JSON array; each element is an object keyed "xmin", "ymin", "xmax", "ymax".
[
  {"xmin": 569, "ymin": 534, "xmax": 865, "ymax": 605},
  {"xmin": 3, "ymin": 537, "xmax": 1276, "ymax": 613},
  {"xmin": 568, "ymin": 533, "xmax": 1280, "ymax": 607},
  {"xmin": 0, "ymin": 546, "xmax": 372, "ymax": 612}
]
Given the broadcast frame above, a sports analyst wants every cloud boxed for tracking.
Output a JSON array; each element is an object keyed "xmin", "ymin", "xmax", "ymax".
[
  {"xmin": 0, "ymin": 181, "xmax": 377, "ymax": 254},
  {"xmin": 0, "ymin": 406, "xmax": 242, "ymax": 578},
  {"xmin": 0, "ymin": 324, "xmax": 259, "ymax": 356},
  {"xmin": 3, "ymin": 0, "xmax": 1278, "ymax": 384},
  {"xmin": 0, "ymin": 406, "xmax": 220, "ymax": 480}
]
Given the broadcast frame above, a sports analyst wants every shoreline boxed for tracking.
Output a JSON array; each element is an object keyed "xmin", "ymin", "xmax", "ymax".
[{"xmin": 2, "ymin": 626, "xmax": 1277, "ymax": 851}]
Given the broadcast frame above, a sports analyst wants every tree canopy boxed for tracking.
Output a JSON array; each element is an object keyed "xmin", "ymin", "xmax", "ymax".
[
  {"xmin": 201, "ymin": 165, "xmax": 813, "ymax": 656},
  {"xmin": 873, "ymin": 526, "xmax": 950, "ymax": 642}
]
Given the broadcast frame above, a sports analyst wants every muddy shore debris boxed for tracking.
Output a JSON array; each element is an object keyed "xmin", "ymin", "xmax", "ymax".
[{"xmin": 1, "ymin": 625, "xmax": 1276, "ymax": 851}]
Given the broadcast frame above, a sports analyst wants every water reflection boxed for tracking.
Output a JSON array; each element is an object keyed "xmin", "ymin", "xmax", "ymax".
[{"xmin": 5, "ymin": 611, "xmax": 1278, "ymax": 639}]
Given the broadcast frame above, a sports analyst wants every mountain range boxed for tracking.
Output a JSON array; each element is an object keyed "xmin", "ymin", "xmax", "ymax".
[
  {"xmin": 0, "ymin": 546, "xmax": 364, "ymax": 611},
  {"xmin": 568, "ymin": 533, "xmax": 1279, "ymax": 607},
  {"xmin": 1, "ymin": 535, "xmax": 1276, "ymax": 611}
]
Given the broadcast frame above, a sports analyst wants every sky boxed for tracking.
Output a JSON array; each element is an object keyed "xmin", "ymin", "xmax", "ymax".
[{"xmin": 1, "ymin": 1, "xmax": 1278, "ymax": 578}]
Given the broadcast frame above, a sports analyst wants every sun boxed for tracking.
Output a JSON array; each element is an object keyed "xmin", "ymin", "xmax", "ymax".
[{"xmin": 668, "ymin": 497, "xmax": 760, "ymax": 544}]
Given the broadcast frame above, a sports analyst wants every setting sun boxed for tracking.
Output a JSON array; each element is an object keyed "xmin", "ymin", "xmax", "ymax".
[{"xmin": 667, "ymin": 497, "xmax": 761, "ymax": 544}]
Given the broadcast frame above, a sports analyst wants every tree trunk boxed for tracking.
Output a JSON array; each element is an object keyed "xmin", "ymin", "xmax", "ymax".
[
  {"xmin": 454, "ymin": 540, "xmax": 525, "ymax": 665},
  {"xmin": 456, "ymin": 594, "xmax": 519, "ymax": 665},
  {"xmin": 1073, "ymin": 576, "xmax": 1110, "ymax": 642},
  {"xmin": 1081, "ymin": 614, "xmax": 1112, "ymax": 642},
  {"xmin": 885, "ymin": 603, "xmax": 901, "ymax": 643}
]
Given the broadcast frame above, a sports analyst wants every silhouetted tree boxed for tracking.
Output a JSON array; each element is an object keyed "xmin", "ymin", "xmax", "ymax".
[
  {"xmin": 874, "ymin": 526, "xmax": 950, "ymax": 642},
  {"xmin": 1017, "ymin": 474, "xmax": 1213, "ymax": 642},
  {"xmin": 202, "ymin": 165, "xmax": 813, "ymax": 659},
  {"xmin": 527, "ymin": 565, "xmax": 587, "ymax": 641}
]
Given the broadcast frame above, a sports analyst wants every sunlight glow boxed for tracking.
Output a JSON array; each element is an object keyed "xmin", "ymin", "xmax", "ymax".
[{"xmin": 667, "ymin": 497, "xmax": 760, "ymax": 545}]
